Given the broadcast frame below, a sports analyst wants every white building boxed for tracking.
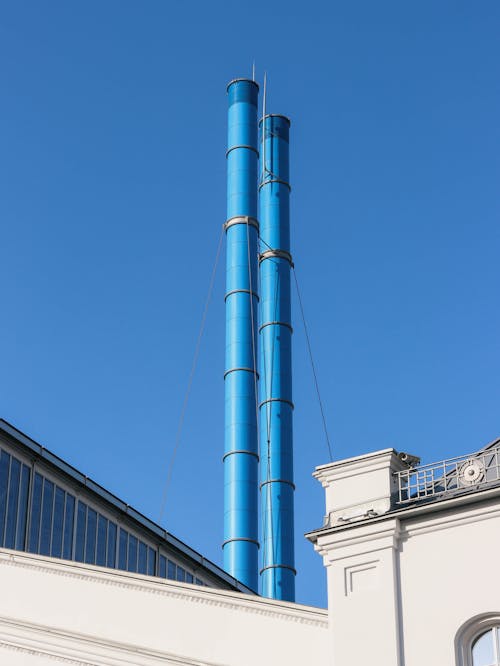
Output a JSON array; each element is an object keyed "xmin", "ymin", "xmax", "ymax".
[
  {"xmin": 308, "ymin": 439, "xmax": 500, "ymax": 666},
  {"xmin": 1, "ymin": 417, "xmax": 499, "ymax": 665}
]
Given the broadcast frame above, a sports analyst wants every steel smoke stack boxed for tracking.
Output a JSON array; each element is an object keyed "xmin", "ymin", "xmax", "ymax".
[
  {"xmin": 223, "ymin": 78, "xmax": 260, "ymax": 591},
  {"xmin": 258, "ymin": 112, "xmax": 295, "ymax": 601}
]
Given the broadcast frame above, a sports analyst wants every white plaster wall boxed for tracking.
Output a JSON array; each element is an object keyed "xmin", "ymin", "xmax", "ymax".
[
  {"xmin": 315, "ymin": 492, "xmax": 500, "ymax": 666},
  {"xmin": 319, "ymin": 519, "xmax": 403, "ymax": 666},
  {"xmin": 0, "ymin": 549, "xmax": 328, "ymax": 666},
  {"xmin": 398, "ymin": 497, "xmax": 500, "ymax": 666}
]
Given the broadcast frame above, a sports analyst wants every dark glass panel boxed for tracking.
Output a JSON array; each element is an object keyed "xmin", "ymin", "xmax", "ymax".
[
  {"xmin": 147, "ymin": 547, "xmax": 156, "ymax": 576},
  {"xmin": 75, "ymin": 501, "xmax": 87, "ymax": 562},
  {"xmin": 5, "ymin": 457, "xmax": 21, "ymax": 549},
  {"xmin": 127, "ymin": 534, "xmax": 138, "ymax": 572},
  {"xmin": 15, "ymin": 465, "xmax": 30, "ymax": 550},
  {"xmin": 107, "ymin": 522, "xmax": 117, "ymax": 568},
  {"xmin": 167, "ymin": 560, "xmax": 176, "ymax": 580},
  {"xmin": 195, "ymin": 578, "xmax": 204, "ymax": 586},
  {"xmin": 159, "ymin": 555, "xmax": 167, "ymax": 578},
  {"xmin": 0, "ymin": 450, "xmax": 11, "ymax": 546},
  {"xmin": 51, "ymin": 486, "xmax": 65, "ymax": 558},
  {"xmin": 63, "ymin": 494, "xmax": 75, "ymax": 560},
  {"xmin": 138, "ymin": 541, "xmax": 148, "ymax": 574},
  {"xmin": 85, "ymin": 508, "xmax": 97, "ymax": 564},
  {"xmin": 185, "ymin": 572, "xmax": 193, "ymax": 584},
  {"xmin": 176, "ymin": 566, "xmax": 186, "ymax": 582},
  {"xmin": 96, "ymin": 515, "xmax": 107, "ymax": 566},
  {"xmin": 28, "ymin": 473, "xmax": 43, "ymax": 553},
  {"xmin": 118, "ymin": 529, "xmax": 128, "ymax": 570},
  {"xmin": 39, "ymin": 479, "xmax": 54, "ymax": 556}
]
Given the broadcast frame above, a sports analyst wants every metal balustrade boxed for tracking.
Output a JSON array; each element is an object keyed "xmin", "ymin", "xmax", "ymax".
[{"xmin": 395, "ymin": 445, "xmax": 500, "ymax": 505}]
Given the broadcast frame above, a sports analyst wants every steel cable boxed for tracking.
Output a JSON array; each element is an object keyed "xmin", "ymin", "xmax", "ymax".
[
  {"xmin": 292, "ymin": 267, "xmax": 333, "ymax": 462},
  {"xmin": 246, "ymin": 221, "xmax": 260, "ymax": 457},
  {"xmin": 159, "ymin": 226, "xmax": 224, "ymax": 523}
]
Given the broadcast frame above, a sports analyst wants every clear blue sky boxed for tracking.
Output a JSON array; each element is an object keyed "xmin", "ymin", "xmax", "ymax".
[{"xmin": 1, "ymin": 1, "xmax": 498, "ymax": 608}]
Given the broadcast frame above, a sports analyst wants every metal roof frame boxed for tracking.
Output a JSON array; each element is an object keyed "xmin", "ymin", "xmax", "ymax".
[{"xmin": 0, "ymin": 418, "xmax": 255, "ymax": 595}]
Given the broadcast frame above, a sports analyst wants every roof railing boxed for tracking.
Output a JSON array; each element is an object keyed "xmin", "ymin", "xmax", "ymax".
[{"xmin": 394, "ymin": 445, "xmax": 500, "ymax": 505}]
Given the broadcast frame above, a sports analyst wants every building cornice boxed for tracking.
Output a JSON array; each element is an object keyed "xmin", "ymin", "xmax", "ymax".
[
  {"xmin": 313, "ymin": 519, "xmax": 401, "ymax": 562},
  {"xmin": 0, "ymin": 614, "xmax": 219, "ymax": 666},
  {"xmin": 0, "ymin": 549, "xmax": 328, "ymax": 628},
  {"xmin": 313, "ymin": 449, "xmax": 397, "ymax": 487},
  {"xmin": 306, "ymin": 483, "xmax": 500, "ymax": 544}
]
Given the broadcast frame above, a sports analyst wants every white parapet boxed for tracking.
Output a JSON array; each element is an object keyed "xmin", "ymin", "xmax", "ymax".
[
  {"xmin": 313, "ymin": 448, "xmax": 409, "ymax": 527},
  {"xmin": 0, "ymin": 548, "xmax": 328, "ymax": 666}
]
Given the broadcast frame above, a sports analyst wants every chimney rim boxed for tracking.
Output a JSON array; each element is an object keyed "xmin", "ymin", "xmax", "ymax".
[
  {"xmin": 259, "ymin": 113, "xmax": 291, "ymax": 127},
  {"xmin": 226, "ymin": 78, "xmax": 260, "ymax": 93}
]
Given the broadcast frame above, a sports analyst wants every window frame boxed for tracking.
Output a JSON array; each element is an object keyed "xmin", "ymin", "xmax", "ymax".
[
  {"xmin": 0, "ymin": 438, "xmax": 210, "ymax": 587},
  {"xmin": 456, "ymin": 614, "xmax": 500, "ymax": 666}
]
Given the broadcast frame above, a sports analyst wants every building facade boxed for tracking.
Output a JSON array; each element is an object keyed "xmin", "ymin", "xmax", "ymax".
[
  {"xmin": 308, "ymin": 439, "xmax": 500, "ymax": 666},
  {"xmin": 1, "ymin": 417, "xmax": 499, "ymax": 664}
]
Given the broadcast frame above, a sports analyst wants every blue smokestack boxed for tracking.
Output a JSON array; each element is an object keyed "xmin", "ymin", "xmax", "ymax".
[
  {"xmin": 258, "ymin": 113, "xmax": 295, "ymax": 601},
  {"xmin": 223, "ymin": 78, "xmax": 260, "ymax": 591}
]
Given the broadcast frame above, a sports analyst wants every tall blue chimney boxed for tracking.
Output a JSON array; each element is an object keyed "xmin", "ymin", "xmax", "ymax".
[
  {"xmin": 223, "ymin": 78, "xmax": 260, "ymax": 591},
  {"xmin": 258, "ymin": 113, "xmax": 295, "ymax": 601}
]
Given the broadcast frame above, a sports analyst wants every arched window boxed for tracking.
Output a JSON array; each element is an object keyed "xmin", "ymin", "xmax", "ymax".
[
  {"xmin": 472, "ymin": 627, "xmax": 500, "ymax": 666},
  {"xmin": 455, "ymin": 615, "xmax": 500, "ymax": 666}
]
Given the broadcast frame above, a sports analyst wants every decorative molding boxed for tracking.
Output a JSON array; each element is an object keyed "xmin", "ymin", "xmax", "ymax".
[
  {"xmin": 344, "ymin": 560, "xmax": 379, "ymax": 596},
  {"xmin": 314, "ymin": 519, "xmax": 401, "ymax": 564},
  {"xmin": 0, "ymin": 551, "xmax": 328, "ymax": 628},
  {"xmin": 0, "ymin": 615, "xmax": 218, "ymax": 665},
  {"xmin": 0, "ymin": 641, "xmax": 95, "ymax": 666},
  {"xmin": 400, "ymin": 502, "xmax": 500, "ymax": 540},
  {"xmin": 455, "ymin": 612, "xmax": 500, "ymax": 666}
]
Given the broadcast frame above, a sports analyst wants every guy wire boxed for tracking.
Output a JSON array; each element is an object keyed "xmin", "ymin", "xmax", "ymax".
[
  {"xmin": 159, "ymin": 226, "xmax": 224, "ymax": 522},
  {"xmin": 292, "ymin": 267, "xmax": 333, "ymax": 462}
]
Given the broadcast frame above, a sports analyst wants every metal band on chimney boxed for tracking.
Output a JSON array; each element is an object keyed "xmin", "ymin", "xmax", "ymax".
[
  {"xmin": 259, "ymin": 397, "xmax": 295, "ymax": 410},
  {"xmin": 224, "ymin": 367, "xmax": 259, "ymax": 380},
  {"xmin": 260, "ymin": 479, "xmax": 296, "ymax": 490},
  {"xmin": 224, "ymin": 216, "xmax": 259, "ymax": 232},
  {"xmin": 222, "ymin": 450, "xmax": 259, "ymax": 462},
  {"xmin": 260, "ymin": 564, "xmax": 297, "ymax": 575},
  {"xmin": 222, "ymin": 538, "xmax": 260, "ymax": 548},
  {"xmin": 224, "ymin": 288, "xmax": 259, "ymax": 302},
  {"xmin": 258, "ymin": 177, "xmax": 291, "ymax": 191},
  {"xmin": 226, "ymin": 145, "xmax": 259, "ymax": 158},
  {"xmin": 259, "ymin": 321, "xmax": 294, "ymax": 333},
  {"xmin": 259, "ymin": 249, "xmax": 294, "ymax": 266}
]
